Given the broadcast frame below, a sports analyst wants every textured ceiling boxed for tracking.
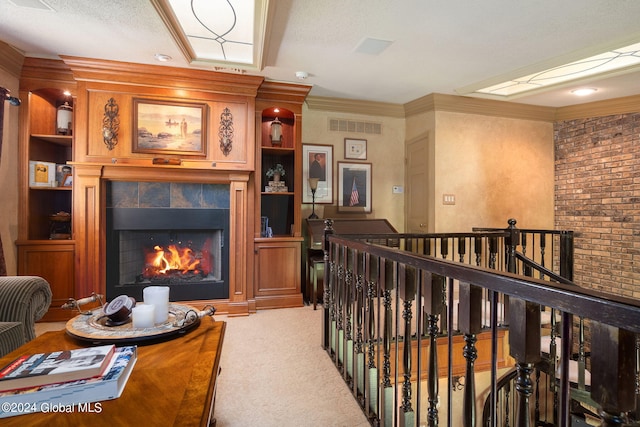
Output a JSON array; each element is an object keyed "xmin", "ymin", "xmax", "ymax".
[{"xmin": 2, "ymin": 0, "xmax": 640, "ymax": 107}]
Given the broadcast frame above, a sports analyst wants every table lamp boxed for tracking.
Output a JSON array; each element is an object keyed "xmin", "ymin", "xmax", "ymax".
[{"xmin": 308, "ymin": 178, "xmax": 319, "ymax": 219}]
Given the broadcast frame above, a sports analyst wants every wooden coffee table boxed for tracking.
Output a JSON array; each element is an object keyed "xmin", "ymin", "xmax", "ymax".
[{"xmin": 0, "ymin": 316, "xmax": 225, "ymax": 426}]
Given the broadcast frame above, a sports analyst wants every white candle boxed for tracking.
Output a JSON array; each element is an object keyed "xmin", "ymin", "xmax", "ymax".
[
  {"xmin": 143, "ymin": 286, "xmax": 170, "ymax": 324},
  {"xmin": 132, "ymin": 304, "xmax": 155, "ymax": 328}
]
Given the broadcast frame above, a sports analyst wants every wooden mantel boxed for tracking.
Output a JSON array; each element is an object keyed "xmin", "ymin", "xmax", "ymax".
[{"xmin": 62, "ymin": 57, "xmax": 266, "ymax": 316}]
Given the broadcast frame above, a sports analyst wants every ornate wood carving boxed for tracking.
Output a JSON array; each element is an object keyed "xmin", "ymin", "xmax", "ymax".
[
  {"xmin": 218, "ymin": 107, "xmax": 234, "ymax": 156},
  {"xmin": 102, "ymin": 97, "xmax": 119, "ymax": 150}
]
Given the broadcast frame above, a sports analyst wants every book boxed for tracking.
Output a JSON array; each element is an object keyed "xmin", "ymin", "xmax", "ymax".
[
  {"xmin": 0, "ymin": 346, "xmax": 137, "ymax": 418},
  {"xmin": 28, "ymin": 160, "xmax": 56, "ymax": 187},
  {"xmin": 0, "ymin": 344, "xmax": 115, "ymax": 392}
]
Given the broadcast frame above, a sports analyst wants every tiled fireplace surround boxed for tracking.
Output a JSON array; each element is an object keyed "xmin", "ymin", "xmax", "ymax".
[{"xmin": 105, "ymin": 181, "xmax": 231, "ymax": 302}]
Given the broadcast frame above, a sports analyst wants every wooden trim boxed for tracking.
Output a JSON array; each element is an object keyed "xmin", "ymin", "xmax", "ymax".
[
  {"xmin": 0, "ymin": 41, "xmax": 24, "ymax": 78},
  {"xmin": 20, "ymin": 58, "xmax": 77, "ymax": 93},
  {"xmin": 405, "ymin": 93, "xmax": 556, "ymax": 122},
  {"xmin": 258, "ymin": 80, "xmax": 313, "ymax": 105},
  {"xmin": 61, "ymin": 56, "xmax": 264, "ymax": 96},
  {"xmin": 554, "ymin": 93, "xmax": 640, "ymax": 120}
]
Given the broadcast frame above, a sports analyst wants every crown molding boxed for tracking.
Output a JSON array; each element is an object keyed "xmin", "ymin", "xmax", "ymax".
[
  {"xmin": 0, "ymin": 41, "xmax": 24, "ymax": 78},
  {"xmin": 554, "ymin": 93, "xmax": 640, "ymax": 121},
  {"xmin": 404, "ymin": 93, "xmax": 556, "ymax": 122},
  {"xmin": 302, "ymin": 92, "xmax": 640, "ymax": 123},
  {"xmin": 61, "ymin": 56, "xmax": 264, "ymax": 97},
  {"xmin": 305, "ymin": 96, "xmax": 405, "ymax": 118}
]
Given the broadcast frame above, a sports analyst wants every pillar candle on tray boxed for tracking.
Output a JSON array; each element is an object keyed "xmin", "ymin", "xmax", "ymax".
[
  {"xmin": 132, "ymin": 304, "xmax": 155, "ymax": 328},
  {"xmin": 143, "ymin": 286, "xmax": 170, "ymax": 324}
]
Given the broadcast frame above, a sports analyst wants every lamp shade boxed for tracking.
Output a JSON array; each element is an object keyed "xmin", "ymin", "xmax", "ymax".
[
  {"xmin": 308, "ymin": 177, "xmax": 319, "ymax": 191},
  {"xmin": 270, "ymin": 117, "xmax": 282, "ymax": 144},
  {"xmin": 57, "ymin": 102, "xmax": 73, "ymax": 135}
]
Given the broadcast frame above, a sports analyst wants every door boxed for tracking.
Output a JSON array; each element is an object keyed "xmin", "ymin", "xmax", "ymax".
[{"xmin": 406, "ymin": 134, "xmax": 430, "ymax": 233}]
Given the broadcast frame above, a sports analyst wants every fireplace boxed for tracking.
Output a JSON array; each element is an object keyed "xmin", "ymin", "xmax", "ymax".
[{"xmin": 105, "ymin": 182, "xmax": 230, "ymax": 302}]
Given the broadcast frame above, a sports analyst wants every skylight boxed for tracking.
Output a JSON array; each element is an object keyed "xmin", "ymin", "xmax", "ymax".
[
  {"xmin": 470, "ymin": 42, "xmax": 640, "ymax": 98},
  {"xmin": 151, "ymin": 0, "xmax": 268, "ymax": 70}
]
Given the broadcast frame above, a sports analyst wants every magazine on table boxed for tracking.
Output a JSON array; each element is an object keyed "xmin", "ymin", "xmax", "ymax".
[
  {"xmin": 0, "ymin": 344, "xmax": 115, "ymax": 392},
  {"xmin": 0, "ymin": 346, "xmax": 137, "ymax": 418}
]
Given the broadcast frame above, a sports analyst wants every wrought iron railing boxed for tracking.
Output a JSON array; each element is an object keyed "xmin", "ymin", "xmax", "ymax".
[{"xmin": 321, "ymin": 219, "xmax": 640, "ymax": 427}]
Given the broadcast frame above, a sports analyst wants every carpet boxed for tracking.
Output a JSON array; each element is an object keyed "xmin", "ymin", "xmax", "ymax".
[{"xmin": 213, "ymin": 306, "xmax": 369, "ymax": 427}]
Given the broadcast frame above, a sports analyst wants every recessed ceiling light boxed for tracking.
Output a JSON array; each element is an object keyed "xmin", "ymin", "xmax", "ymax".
[
  {"xmin": 571, "ymin": 88, "xmax": 598, "ymax": 96},
  {"xmin": 154, "ymin": 53, "xmax": 172, "ymax": 62}
]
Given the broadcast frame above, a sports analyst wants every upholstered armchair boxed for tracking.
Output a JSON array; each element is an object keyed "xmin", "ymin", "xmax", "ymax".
[{"xmin": 0, "ymin": 276, "xmax": 52, "ymax": 357}]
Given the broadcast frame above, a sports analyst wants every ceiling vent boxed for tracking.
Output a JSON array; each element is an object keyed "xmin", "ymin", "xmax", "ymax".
[{"xmin": 329, "ymin": 118, "xmax": 382, "ymax": 135}]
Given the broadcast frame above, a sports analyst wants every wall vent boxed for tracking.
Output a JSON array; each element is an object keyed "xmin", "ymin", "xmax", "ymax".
[{"xmin": 329, "ymin": 118, "xmax": 382, "ymax": 135}]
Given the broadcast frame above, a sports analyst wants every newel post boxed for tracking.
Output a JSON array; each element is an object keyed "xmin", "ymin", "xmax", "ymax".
[
  {"xmin": 590, "ymin": 322, "xmax": 636, "ymax": 426},
  {"xmin": 506, "ymin": 218, "xmax": 520, "ymax": 274}
]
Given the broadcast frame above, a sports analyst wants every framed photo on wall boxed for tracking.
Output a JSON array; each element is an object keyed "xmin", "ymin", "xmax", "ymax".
[
  {"xmin": 344, "ymin": 138, "xmax": 367, "ymax": 160},
  {"xmin": 338, "ymin": 162, "xmax": 372, "ymax": 213},
  {"xmin": 132, "ymin": 98, "xmax": 207, "ymax": 156},
  {"xmin": 302, "ymin": 144, "xmax": 333, "ymax": 203}
]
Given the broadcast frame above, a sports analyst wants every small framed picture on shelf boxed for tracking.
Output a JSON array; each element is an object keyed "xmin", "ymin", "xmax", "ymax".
[
  {"xmin": 62, "ymin": 174, "xmax": 73, "ymax": 187},
  {"xmin": 338, "ymin": 161, "xmax": 372, "ymax": 213},
  {"xmin": 56, "ymin": 164, "xmax": 73, "ymax": 187},
  {"xmin": 344, "ymin": 138, "xmax": 367, "ymax": 160},
  {"xmin": 302, "ymin": 144, "xmax": 333, "ymax": 204},
  {"xmin": 29, "ymin": 160, "xmax": 56, "ymax": 187}
]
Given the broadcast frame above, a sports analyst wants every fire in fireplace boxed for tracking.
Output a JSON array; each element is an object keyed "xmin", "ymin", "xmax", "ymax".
[
  {"xmin": 106, "ymin": 208, "xmax": 229, "ymax": 302},
  {"xmin": 142, "ymin": 239, "xmax": 213, "ymax": 281}
]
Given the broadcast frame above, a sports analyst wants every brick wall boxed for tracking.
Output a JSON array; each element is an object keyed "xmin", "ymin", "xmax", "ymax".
[{"xmin": 554, "ymin": 113, "xmax": 640, "ymax": 297}]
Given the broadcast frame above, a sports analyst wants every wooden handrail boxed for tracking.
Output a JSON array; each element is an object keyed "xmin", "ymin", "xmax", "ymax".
[{"xmin": 322, "ymin": 219, "xmax": 640, "ymax": 426}]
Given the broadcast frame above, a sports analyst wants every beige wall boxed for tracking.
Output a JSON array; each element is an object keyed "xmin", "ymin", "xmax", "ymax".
[
  {"xmin": 433, "ymin": 111, "xmax": 555, "ymax": 231},
  {"xmin": 0, "ymin": 46, "xmax": 22, "ymax": 275},
  {"xmin": 302, "ymin": 103, "xmax": 406, "ymax": 232},
  {"xmin": 405, "ymin": 100, "xmax": 555, "ymax": 233}
]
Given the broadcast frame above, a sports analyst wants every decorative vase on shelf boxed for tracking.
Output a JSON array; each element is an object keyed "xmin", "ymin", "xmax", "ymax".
[{"xmin": 273, "ymin": 173, "xmax": 281, "ymax": 182}]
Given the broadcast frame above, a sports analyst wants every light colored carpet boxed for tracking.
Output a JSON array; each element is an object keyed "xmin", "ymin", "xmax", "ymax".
[
  {"xmin": 36, "ymin": 306, "xmax": 369, "ymax": 427},
  {"xmin": 214, "ymin": 306, "xmax": 370, "ymax": 427}
]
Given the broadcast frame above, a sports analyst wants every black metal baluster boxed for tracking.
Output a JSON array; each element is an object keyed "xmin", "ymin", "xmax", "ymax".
[
  {"xmin": 336, "ymin": 245, "xmax": 345, "ymax": 371},
  {"xmin": 459, "ymin": 282, "xmax": 482, "ymax": 427},
  {"xmin": 474, "ymin": 236, "xmax": 482, "ymax": 267},
  {"xmin": 354, "ymin": 250, "xmax": 365, "ymax": 400},
  {"xmin": 489, "ymin": 237, "xmax": 498, "ymax": 270},
  {"xmin": 322, "ymin": 219, "xmax": 334, "ymax": 351},
  {"xmin": 458, "ymin": 236, "xmax": 466, "ymax": 263},
  {"xmin": 423, "ymin": 272, "xmax": 444, "ymax": 427},
  {"xmin": 399, "ymin": 265, "xmax": 416, "ymax": 425},
  {"xmin": 365, "ymin": 254, "xmax": 379, "ymax": 420},
  {"xmin": 345, "ymin": 248, "xmax": 354, "ymax": 386},
  {"xmin": 380, "ymin": 259, "xmax": 394, "ymax": 426},
  {"xmin": 539, "ymin": 232, "xmax": 546, "ymax": 280}
]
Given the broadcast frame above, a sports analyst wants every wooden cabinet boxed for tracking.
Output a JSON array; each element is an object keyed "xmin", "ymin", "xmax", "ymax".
[
  {"xmin": 17, "ymin": 242, "xmax": 75, "ymax": 321},
  {"xmin": 17, "ymin": 58, "xmax": 77, "ymax": 320},
  {"xmin": 254, "ymin": 238, "xmax": 302, "ymax": 308},
  {"xmin": 253, "ymin": 82, "xmax": 311, "ymax": 308}
]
